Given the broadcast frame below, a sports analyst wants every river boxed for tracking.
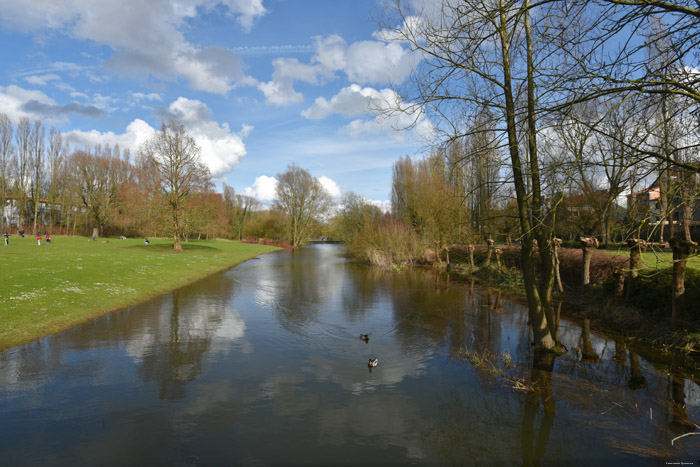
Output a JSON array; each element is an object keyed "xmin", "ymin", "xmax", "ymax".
[{"xmin": 1, "ymin": 244, "xmax": 699, "ymax": 465}]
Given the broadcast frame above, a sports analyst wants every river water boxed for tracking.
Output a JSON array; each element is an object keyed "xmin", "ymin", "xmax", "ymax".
[{"xmin": 1, "ymin": 244, "xmax": 700, "ymax": 465}]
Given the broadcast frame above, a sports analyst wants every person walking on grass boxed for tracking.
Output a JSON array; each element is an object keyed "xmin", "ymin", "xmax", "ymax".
[
  {"xmin": 37, "ymin": 233, "xmax": 41, "ymax": 246},
  {"xmin": 4, "ymin": 232, "xmax": 8, "ymax": 246},
  {"xmin": 45, "ymin": 233, "xmax": 51, "ymax": 244}
]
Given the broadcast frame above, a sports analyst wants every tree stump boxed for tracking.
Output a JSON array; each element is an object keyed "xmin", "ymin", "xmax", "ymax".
[
  {"xmin": 625, "ymin": 238, "xmax": 648, "ymax": 303},
  {"xmin": 612, "ymin": 268, "xmax": 625, "ymax": 306},
  {"xmin": 485, "ymin": 238, "xmax": 494, "ymax": 266},
  {"xmin": 669, "ymin": 237, "xmax": 698, "ymax": 328},
  {"xmin": 467, "ymin": 244, "xmax": 475, "ymax": 270},
  {"xmin": 494, "ymin": 247, "xmax": 503, "ymax": 271},
  {"xmin": 579, "ymin": 236, "xmax": 599, "ymax": 286}
]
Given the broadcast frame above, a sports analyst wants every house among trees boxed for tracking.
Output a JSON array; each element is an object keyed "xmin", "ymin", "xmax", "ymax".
[{"xmin": 629, "ymin": 169, "xmax": 700, "ymax": 241}]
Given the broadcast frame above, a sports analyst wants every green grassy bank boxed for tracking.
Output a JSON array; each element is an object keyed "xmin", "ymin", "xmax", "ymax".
[{"xmin": 0, "ymin": 236, "xmax": 280, "ymax": 351}]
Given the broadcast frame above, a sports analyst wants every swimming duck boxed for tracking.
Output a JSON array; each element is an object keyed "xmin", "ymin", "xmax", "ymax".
[
  {"xmin": 360, "ymin": 334, "xmax": 370, "ymax": 343},
  {"xmin": 368, "ymin": 358, "xmax": 379, "ymax": 368}
]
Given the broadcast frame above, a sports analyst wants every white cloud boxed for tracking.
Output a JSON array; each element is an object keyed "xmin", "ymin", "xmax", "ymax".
[
  {"xmin": 317, "ymin": 176, "xmax": 341, "ymax": 198},
  {"xmin": 0, "ymin": 1, "xmax": 265, "ymax": 94},
  {"xmin": 258, "ymin": 34, "xmax": 420, "ymax": 106},
  {"xmin": 65, "ymin": 97, "xmax": 251, "ymax": 176},
  {"xmin": 0, "ymin": 84, "xmax": 102, "ymax": 122},
  {"xmin": 313, "ymin": 34, "xmax": 418, "ymax": 85},
  {"xmin": 244, "ymin": 175, "xmax": 278, "ymax": 202},
  {"xmin": 303, "ymin": 84, "xmax": 434, "ymax": 141},
  {"xmin": 258, "ymin": 58, "xmax": 323, "ymax": 106},
  {"xmin": 24, "ymin": 73, "xmax": 61, "ymax": 86}
]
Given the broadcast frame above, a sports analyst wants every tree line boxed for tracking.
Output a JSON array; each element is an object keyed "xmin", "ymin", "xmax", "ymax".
[{"xmin": 0, "ymin": 116, "xmax": 327, "ymax": 251}]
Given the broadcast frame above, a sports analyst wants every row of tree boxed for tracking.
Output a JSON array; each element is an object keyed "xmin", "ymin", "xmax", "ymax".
[
  {"xmin": 360, "ymin": 0, "xmax": 700, "ymax": 351},
  {"xmin": 0, "ymin": 116, "xmax": 330, "ymax": 251}
]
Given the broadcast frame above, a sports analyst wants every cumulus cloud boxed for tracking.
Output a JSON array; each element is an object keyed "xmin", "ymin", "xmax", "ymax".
[
  {"xmin": 244, "ymin": 175, "xmax": 278, "ymax": 202},
  {"xmin": 258, "ymin": 34, "xmax": 420, "ymax": 106},
  {"xmin": 258, "ymin": 58, "xmax": 324, "ymax": 106},
  {"xmin": 0, "ymin": 1, "xmax": 265, "ymax": 94},
  {"xmin": 317, "ymin": 176, "xmax": 341, "ymax": 198},
  {"xmin": 303, "ymin": 84, "xmax": 434, "ymax": 141},
  {"xmin": 66, "ymin": 97, "xmax": 251, "ymax": 176}
]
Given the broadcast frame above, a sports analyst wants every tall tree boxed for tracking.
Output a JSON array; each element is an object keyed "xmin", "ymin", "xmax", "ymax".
[
  {"xmin": 380, "ymin": 0, "xmax": 575, "ymax": 351},
  {"xmin": 0, "ymin": 114, "xmax": 12, "ymax": 235},
  {"xmin": 29, "ymin": 120, "xmax": 45, "ymax": 232},
  {"xmin": 13, "ymin": 117, "xmax": 31, "ymax": 229},
  {"xmin": 141, "ymin": 121, "xmax": 211, "ymax": 253},
  {"xmin": 274, "ymin": 163, "xmax": 332, "ymax": 248}
]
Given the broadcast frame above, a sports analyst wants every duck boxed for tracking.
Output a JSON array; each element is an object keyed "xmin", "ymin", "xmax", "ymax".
[
  {"xmin": 360, "ymin": 334, "xmax": 370, "ymax": 343},
  {"xmin": 368, "ymin": 358, "xmax": 379, "ymax": 368}
]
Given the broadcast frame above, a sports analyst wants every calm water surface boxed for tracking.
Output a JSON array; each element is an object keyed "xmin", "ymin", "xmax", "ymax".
[{"xmin": 2, "ymin": 244, "xmax": 700, "ymax": 466}]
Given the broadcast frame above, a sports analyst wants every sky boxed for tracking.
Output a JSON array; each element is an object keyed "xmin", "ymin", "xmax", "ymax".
[{"xmin": 0, "ymin": 0, "xmax": 433, "ymax": 209}]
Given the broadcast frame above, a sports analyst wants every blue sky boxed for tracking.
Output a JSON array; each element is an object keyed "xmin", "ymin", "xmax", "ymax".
[{"xmin": 0, "ymin": 0, "xmax": 433, "ymax": 208}]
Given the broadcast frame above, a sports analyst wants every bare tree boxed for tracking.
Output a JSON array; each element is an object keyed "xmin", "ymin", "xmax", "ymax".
[
  {"xmin": 141, "ymin": 121, "xmax": 211, "ymax": 253},
  {"xmin": 380, "ymin": 0, "xmax": 580, "ymax": 351},
  {"xmin": 14, "ymin": 117, "xmax": 31, "ymax": 229},
  {"xmin": 0, "ymin": 114, "xmax": 12, "ymax": 235},
  {"xmin": 29, "ymin": 120, "xmax": 45, "ymax": 232},
  {"xmin": 274, "ymin": 163, "xmax": 332, "ymax": 248},
  {"xmin": 223, "ymin": 184, "xmax": 260, "ymax": 241}
]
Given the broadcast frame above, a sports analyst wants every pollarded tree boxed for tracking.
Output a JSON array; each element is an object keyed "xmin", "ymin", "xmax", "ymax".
[
  {"xmin": 380, "ymin": 0, "xmax": 580, "ymax": 352},
  {"xmin": 141, "ymin": 120, "xmax": 211, "ymax": 253},
  {"xmin": 274, "ymin": 163, "xmax": 332, "ymax": 248}
]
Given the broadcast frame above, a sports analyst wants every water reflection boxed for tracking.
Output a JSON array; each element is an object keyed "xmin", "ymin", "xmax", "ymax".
[{"xmin": 1, "ymin": 244, "xmax": 700, "ymax": 465}]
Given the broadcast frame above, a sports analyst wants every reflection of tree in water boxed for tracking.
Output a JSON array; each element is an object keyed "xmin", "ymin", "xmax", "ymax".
[
  {"xmin": 423, "ymin": 388, "xmax": 522, "ymax": 465},
  {"xmin": 580, "ymin": 319, "xmax": 600, "ymax": 364},
  {"xmin": 386, "ymin": 269, "xmax": 504, "ymax": 362},
  {"xmin": 138, "ymin": 290, "xmax": 212, "ymax": 400},
  {"xmin": 521, "ymin": 351, "xmax": 556, "ymax": 467}
]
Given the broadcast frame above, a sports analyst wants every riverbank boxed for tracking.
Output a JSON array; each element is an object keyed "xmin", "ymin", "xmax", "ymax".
[
  {"xmin": 440, "ymin": 244, "xmax": 700, "ymax": 355},
  {"xmin": 0, "ymin": 236, "xmax": 280, "ymax": 351}
]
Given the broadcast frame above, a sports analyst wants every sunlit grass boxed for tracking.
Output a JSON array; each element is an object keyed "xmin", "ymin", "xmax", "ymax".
[
  {"xmin": 604, "ymin": 247, "xmax": 700, "ymax": 271},
  {"xmin": 0, "ymin": 235, "xmax": 279, "ymax": 350}
]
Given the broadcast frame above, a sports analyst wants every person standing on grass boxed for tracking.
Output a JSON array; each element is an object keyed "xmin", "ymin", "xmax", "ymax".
[
  {"xmin": 4, "ymin": 232, "xmax": 8, "ymax": 246},
  {"xmin": 37, "ymin": 233, "xmax": 41, "ymax": 246},
  {"xmin": 45, "ymin": 233, "xmax": 50, "ymax": 244}
]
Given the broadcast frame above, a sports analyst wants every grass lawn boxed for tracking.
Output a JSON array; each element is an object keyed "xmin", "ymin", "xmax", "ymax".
[
  {"xmin": 604, "ymin": 246, "xmax": 700, "ymax": 272},
  {"xmin": 0, "ymin": 236, "xmax": 280, "ymax": 351}
]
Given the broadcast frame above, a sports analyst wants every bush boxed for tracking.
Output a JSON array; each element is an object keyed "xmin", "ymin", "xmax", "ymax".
[{"xmin": 349, "ymin": 218, "xmax": 424, "ymax": 266}]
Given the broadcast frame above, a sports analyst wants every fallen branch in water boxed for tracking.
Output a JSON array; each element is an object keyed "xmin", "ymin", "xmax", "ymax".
[{"xmin": 671, "ymin": 431, "xmax": 700, "ymax": 446}]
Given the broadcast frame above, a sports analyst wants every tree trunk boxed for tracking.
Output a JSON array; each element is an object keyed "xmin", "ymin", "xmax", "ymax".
[
  {"xmin": 485, "ymin": 238, "xmax": 494, "ymax": 266},
  {"xmin": 669, "ymin": 237, "xmax": 697, "ymax": 328},
  {"xmin": 579, "ymin": 236, "xmax": 599, "ymax": 286},
  {"xmin": 494, "ymin": 247, "xmax": 502, "ymax": 271},
  {"xmin": 552, "ymin": 238, "xmax": 564, "ymax": 293},
  {"xmin": 613, "ymin": 268, "xmax": 625, "ymax": 306},
  {"xmin": 468, "ymin": 245, "xmax": 475, "ymax": 270},
  {"xmin": 625, "ymin": 238, "xmax": 648, "ymax": 303}
]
